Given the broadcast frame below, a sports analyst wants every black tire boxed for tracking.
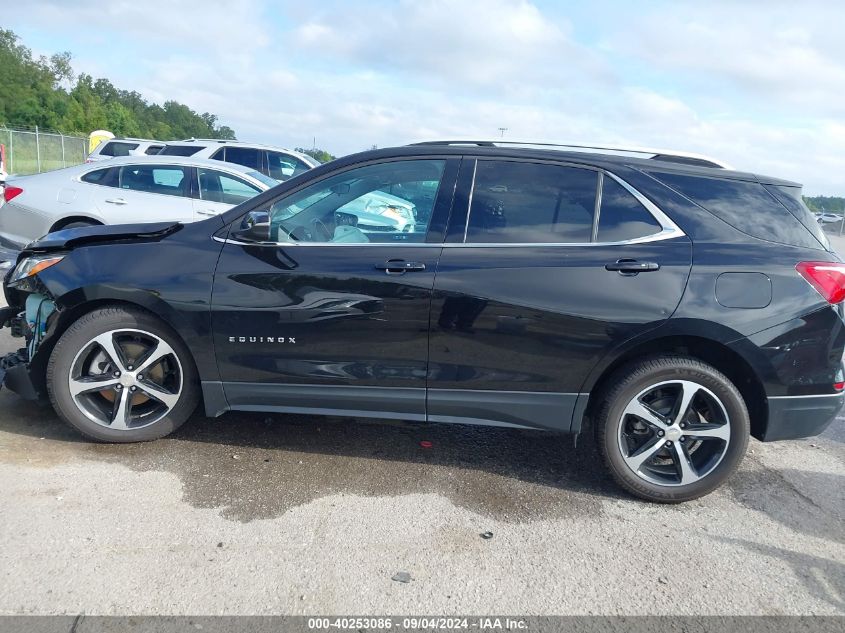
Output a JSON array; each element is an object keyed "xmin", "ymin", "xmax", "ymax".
[
  {"xmin": 46, "ymin": 306, "xmax": 199, "ymax": 442},
  {"xmin": 595, "ymin": 355, "xmax": 749, "ymax": 503}
]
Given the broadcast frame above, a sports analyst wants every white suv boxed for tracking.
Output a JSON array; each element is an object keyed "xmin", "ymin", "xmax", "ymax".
[
  {"xmin": 157, "ymin": 139, "xmax": 320, "ymax": 181},
  {"xmin": 87, "ymin": 138, "xmax": 166, "ymax": 162}
]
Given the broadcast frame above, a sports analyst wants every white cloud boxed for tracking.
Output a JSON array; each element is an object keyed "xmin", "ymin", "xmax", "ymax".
[{"xmin": 5, "ymin": 0, "xmax": 845, "ymax": 193}]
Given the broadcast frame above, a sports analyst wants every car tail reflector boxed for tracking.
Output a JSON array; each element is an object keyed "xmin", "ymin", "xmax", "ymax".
[
  {"xmin": 3, "ymin": 185, "xmax": 22, "ymax": 203},
  {"xmin": 796, "ymin": 261, "xmax": 845, "ymax": 304}
]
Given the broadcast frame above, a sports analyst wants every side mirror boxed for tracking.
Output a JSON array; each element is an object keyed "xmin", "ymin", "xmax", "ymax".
[{"xmin": 235, "ymin": 210, "xmax": 271, "ymax": 242}]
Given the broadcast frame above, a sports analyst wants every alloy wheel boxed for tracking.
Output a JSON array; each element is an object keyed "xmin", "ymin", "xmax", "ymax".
[
  {"xmin": 617, "ymin": 380, "xmax": 731, "ymax": 486},
  {"xmin": 67, "ymin": 329, "xmax": 183, "ymax": 431}
]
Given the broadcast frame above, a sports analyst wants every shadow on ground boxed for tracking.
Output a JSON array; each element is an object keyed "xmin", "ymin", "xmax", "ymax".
[
  {"xmin": 713, "ymin": 536, "xmax": 845, "ymax": 611},
  {"xmin": 728, "ymin": 464, "xmax": 845, "ymax": 545},
  {"xmin": 0, "ymin": 397, "xmax": 625, "ymax": 522}
]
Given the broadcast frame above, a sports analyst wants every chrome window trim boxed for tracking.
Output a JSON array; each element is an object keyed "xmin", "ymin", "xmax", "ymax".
[{"xmin": 218, "ymin": 164, "xmax": 685, "ymax": 248}]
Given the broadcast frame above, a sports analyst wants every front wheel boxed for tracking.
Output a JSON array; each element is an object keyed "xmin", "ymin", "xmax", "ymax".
[
  {"xmin": 595, "ymin": 355, "xmax": 749, "ymax": 503},
  {"xmin": 47, "ymin": 307, "xmax": 199, "ymax": 442}
]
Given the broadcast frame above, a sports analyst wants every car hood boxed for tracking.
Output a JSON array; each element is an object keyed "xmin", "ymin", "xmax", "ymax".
[{"xmin": 24, "ymin": 221, "xmax": 182, "ymax": 253}]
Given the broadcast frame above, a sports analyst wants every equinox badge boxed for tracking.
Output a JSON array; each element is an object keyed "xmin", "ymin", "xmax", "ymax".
[{"xmin": 228, "ymin": 336, "xmax": 296, "ymax": 344}]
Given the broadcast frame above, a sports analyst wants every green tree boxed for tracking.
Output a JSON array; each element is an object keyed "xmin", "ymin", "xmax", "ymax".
[{"xmin": 0, "ymin": 29, "xmax": 236, "ymax": 141}]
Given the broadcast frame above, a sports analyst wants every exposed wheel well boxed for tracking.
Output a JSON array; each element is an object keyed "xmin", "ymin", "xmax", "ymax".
[
  {"xmin": 49, "ymin": 216, "xmax": 102, "ymax": 233},
  {"xmin": 583, "ymin": 336, "xmax": 767, "ymax": 440},
  {"xmin": 31, "ymin": 300, "xmax": 195, "ymax": 398}
]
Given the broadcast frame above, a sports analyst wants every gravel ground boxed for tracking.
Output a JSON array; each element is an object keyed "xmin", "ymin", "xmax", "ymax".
[{"xmin": 0, "ymin": 295, "xmax": 842, "ymax": 616}]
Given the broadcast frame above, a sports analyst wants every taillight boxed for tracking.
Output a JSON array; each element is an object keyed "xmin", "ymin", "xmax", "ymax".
[
  {"xmin": 796, "ymin": 261, "xmax": 845, "ymax": 304},
  {"xmin": 3, "ymin": 185, "xmax": 23, "ymax": 203}
]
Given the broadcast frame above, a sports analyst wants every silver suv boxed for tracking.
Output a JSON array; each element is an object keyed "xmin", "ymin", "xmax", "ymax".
[{"xmin": 157, "ymin": 139, "xmax": 320, "ymax": 181}]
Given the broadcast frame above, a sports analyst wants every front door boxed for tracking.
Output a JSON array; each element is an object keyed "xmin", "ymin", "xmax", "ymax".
[
  {"xmin": 193, "ymin": 167, "xmax": 264, "ymax": 220},
  {"xmin": 428, "ymin": 158, "xmax": 692, "ymax": 431},
  {"xmin": 211, "ymin": 157, "xmax": 459, "ymax": 420}
]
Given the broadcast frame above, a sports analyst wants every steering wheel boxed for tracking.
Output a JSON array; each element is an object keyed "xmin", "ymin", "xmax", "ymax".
[{"xmin": 310, "ymin": 217, "xmax": 333, "ymax": 242}]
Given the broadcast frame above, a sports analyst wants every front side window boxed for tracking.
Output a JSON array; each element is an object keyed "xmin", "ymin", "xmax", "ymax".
[
  {"xmin": 466, "ymin": 161, "xmax": 597, "ymax": 243},
  {"xmin": 198, "ymin": 169, "xmax": 262, "ymax": 204},
  {"xmin": 118, "ymin": 165, "xmax": 189, "ymax": 197},
  {"xmin": 597, "ymin": 177, "xmax": 662, "ymax": 242},
  {"xmin": 264, "ymin": 159, "xmax": 446, "ymax": 244},
  {"xmin": 266, "ymin": 151, "xmax": 312, "ymax": 180},
  {"xmin": 98, "ymin": 141, "xmax": 139, "ymax": 157},
  {"xmin": 145, "ymin": 145, "xmax": 164, "ymax": 155}
]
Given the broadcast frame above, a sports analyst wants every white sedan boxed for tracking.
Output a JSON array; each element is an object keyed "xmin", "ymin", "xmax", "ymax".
[{"xmin": 0, "ymin": 156, "xmax": 278, "ymax": 249}]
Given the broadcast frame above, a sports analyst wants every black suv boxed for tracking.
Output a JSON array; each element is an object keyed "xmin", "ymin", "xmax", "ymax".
[{"xmin": 2, "ymin": 141, "xmax": 843, "ymax": 502}]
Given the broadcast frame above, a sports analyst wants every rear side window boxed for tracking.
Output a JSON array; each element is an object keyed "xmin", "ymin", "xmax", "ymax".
[
  {"xmin": 653, "ymin": 173, "xmax": 822, "ymax": 250},
  {"xmin": 467, "ymin": 161, "xmax": 597, "ymax": 243},
  {"xmin": 764, "ymin": 184, "xmax": 830, "ymax": 251},
  {"xmin": 159, "ymin": 145, "xmax": 202, "ymax": 156},
  {"xmin": 98, "ymin": 141, "xmax": 139, "ymax": 157},
  {"xmin": 218, "ymin": 146, "xmax": 261, "ymax": 171},
  {"xmin": 597, "ymin": 177, "xmax": 662, "ymax": 242},
  {"xmin": 118, "ymin": 165, "xmax": 188, "ymax": 197},
  {"xmin": 145, "ymin": 145, "xmax": 164, "ymax": 155}
]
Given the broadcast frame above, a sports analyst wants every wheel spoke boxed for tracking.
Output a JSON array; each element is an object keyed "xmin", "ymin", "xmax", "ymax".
[
  {"xmin": 69, "ymin": 376, "xmax": 119, "ymax": 397},
  {"xmin": 92, "ymin": 332, "xmax": 127, "ymax": 372},
  {"xmin": 672, "ymin": 442, "xmax": 701, "ymax": 484},
  {"xmin": 684, "ymin": 423, "xmax": 730, "ymax": 441},
  {"xmin": 110, "ymin": 387, "xmax": 132, "ymax": 430},
  {"xmin": 623, "ymin": 399, "xmax": 670, "ymax": 431},
  {"xmin": 625, "ymin": 435, "xmax": 666, "ymax": 472},
  {"xmin": 135, "ymin": 339, "xmax": 176, "ymax": 375},
  {"xmin": 673, "ymin": 380, "xmax": 700, "ymax": 426},
  {"xmin": 138, "ymin": 380, "xmax": 180, "ymax": 411}
]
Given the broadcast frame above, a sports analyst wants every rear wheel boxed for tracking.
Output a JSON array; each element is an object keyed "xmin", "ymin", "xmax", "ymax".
[
  {"xmin": 47, "ymin": 307, "xmax": 199, "ymax": 442},
  {"xmin": 595, "ymin": 355, "xmax": 749, "ymax": 502}
]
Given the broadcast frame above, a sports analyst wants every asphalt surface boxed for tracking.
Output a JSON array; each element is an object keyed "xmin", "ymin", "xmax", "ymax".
[{"xmin": 0, "ymin": 295, "xmax": 843, "ymax": 616}]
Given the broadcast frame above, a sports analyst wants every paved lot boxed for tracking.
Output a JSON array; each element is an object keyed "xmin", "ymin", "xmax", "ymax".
[{"xmin": 0, "ymin": 294, "xmax": 843, "ymax": 616}]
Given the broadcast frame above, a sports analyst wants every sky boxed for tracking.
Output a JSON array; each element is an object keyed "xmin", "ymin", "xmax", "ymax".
[{"xmin": 4, "ymin": 0, "xmax": 844, "ymax": 194}]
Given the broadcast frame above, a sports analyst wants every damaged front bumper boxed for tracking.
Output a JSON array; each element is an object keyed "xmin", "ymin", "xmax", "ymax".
[{"xmin": 0, "ymin": 296, "xmax": 53, "ymax": 400}]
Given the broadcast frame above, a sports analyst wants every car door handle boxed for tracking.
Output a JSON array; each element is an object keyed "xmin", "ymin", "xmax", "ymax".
[
  {"xmin": 375, "ymin": 260, "xmax": 426, "ymax": 275},
  {"xmin": 605, "ymin": 259, "xmax": 660, "ymax": 274},
  {"xmin": 104, "ymin": 198, "xmax": 128, "ymax": 205},
  {"xmin": 196, "ymin": 209, "xmax": 219, "ymax": 216}
]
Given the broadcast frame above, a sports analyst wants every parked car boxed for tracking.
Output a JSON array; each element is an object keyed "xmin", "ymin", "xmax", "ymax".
[
  {"xmin": 2, "ymin": 141, "xmax": 843, "ymax": 503},
  {"xmin": 157, "ymin": 139, "xmax": 319, "ymax": 180},
  {"xmin": 87, "ymin": 138, "xmax": 166, "ymax": 162},
  {"xmin": 814, "ymin": 212, "xmax": 841, "ymax": 224},
  {"xmin": 0, "ymin": 156, "xmax": 277, "ymax": 248}
]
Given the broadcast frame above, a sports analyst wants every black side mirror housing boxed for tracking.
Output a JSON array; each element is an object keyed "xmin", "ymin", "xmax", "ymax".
[{"xmin": 235, "ymin": 210, "xmax": 271, "ymax": 242}]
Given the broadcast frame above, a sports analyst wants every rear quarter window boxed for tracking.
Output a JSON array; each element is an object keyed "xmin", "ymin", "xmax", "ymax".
[{"xmin": 651, "ymin": 172, "xmax": 822, "ymax": 250}]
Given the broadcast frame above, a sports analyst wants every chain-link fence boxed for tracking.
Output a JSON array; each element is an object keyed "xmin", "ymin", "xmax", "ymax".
[{"xmin": 0, "ymin": 126, "xmax": 88, "ymax": 175}]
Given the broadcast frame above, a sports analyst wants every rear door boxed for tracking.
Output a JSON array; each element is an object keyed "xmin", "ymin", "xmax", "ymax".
[
  {"xmin": 91, "ymin": 163, "xmax": 194, "ymax": 224},
  {"xmin": 427, "ymin": 158, "xmax": 692, "ymax": 431},
  {"xmin": 210, "ymin": 157, "xmax": 460, "ymax": 419}
]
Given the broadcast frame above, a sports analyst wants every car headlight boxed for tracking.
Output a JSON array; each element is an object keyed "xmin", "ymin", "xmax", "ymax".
[{"xmin": 10, "ymin": 254, "xmax": 65, "ymax": 283}]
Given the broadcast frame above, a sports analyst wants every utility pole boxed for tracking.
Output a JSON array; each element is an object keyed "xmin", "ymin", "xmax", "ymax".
[{"xmin": 498, "ymin": 127, "xmax": 508, "ymax": 138}]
